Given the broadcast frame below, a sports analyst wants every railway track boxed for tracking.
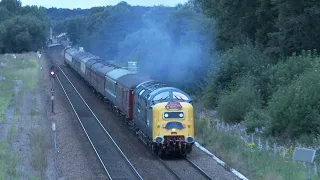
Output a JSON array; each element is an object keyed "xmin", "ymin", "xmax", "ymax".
[
  {"xmin": 185, "ymin": 158, "xmax": 213, "ymax": 179},
  {"xmin": 158, "ymin": 157, "xmax": 213, "ymax": 180},
  {"xmin": 47, "ymin": 53, "xmax": 143, "ymax": 180}
]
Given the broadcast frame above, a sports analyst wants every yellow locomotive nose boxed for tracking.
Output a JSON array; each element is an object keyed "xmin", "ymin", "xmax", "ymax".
[{"xmin": 152, "ymin": 101, "xmax": 195, "ymax": 144}]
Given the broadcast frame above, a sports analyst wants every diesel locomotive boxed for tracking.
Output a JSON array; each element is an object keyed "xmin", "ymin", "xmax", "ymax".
[{"xmin": 63, "ymin": 46, "xmax": 195, "ymax": 157}]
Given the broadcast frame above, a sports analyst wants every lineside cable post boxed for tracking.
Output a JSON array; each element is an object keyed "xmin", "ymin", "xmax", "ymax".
[{"xmin": 52, "ymin": 122, "xmax": 57, "ymax": 150}]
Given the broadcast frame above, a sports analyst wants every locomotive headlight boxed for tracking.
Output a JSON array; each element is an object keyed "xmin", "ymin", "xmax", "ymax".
[
  {"xmin": 164, "ymin": 113, "xmax": 169, "ymax": 118},
  {"xmin": 179, "ymin": 113, "xmax": 184, "ymax": 118},
  {"xmin": 172, "ymin": 128, "xmax": 176, "ymax": 132}
]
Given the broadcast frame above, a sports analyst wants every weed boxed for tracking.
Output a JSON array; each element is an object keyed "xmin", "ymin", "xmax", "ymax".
[
  {"xmin": 7, "ymin": 126, "xmax": 20, "ymax": 143},
  {"xmin": 29, "ymin": 128, "xmax": 51, "ymax": 178},
  {"xmin": 31, "ymin": 109, "xmax": 40, "ymax": 116},
  {"xmin": 0, "ymin": 54, "xmax": 43, "ymax": 178},
  {"xmin": 0, "ymin": 141, "xmax": 20, "ymax": 179},
  {"xmin": 195, "ymin": 116, "xmax": 320, "ymax": 180}
]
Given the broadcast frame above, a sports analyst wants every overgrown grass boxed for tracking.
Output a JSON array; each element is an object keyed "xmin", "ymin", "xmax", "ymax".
[
  {"xmin": 0, "ymin": 53, "xmax": 41, "ymax": 178},
  {"xmin": 30, "ymin": 109, "xmax": 40, "ymax": 116},
  {"xmin": 7, "ymin": 127, "xmax": 20, "ymax": 143},
  {"xmin": 29, "ymin": 128, "xmax": 51, "ymax": 178},
  {"xmin": 195, "ymin": 116, "xmax": 320, "ymax": 180},
  {"xmin": 0, "ymin": 141, "xmax": 20, "ymax": 179},
  {"xmin": 0, "ymin": 54, "xmax": 38, "ymax": 121}
]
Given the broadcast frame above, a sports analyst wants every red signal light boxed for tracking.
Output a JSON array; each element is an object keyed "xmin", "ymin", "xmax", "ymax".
[{"xmin": 50, "ymin": 71, "xmax": 55, "ymax": 76}]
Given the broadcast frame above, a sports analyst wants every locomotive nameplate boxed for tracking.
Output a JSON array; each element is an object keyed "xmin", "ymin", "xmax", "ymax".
[{"xmin": 165, "ymin": 101, "xmax": 182, "ymax": 110}]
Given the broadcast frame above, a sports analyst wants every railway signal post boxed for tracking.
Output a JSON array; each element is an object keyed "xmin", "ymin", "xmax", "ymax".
[{"xmin": 50, "ymin": 66, "xmax": 55, "ymax": 113}]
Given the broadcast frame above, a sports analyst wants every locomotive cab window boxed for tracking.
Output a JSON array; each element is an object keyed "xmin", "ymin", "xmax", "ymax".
[
  {"xmin": 139, "ymin": 89, "xmax": 145, "ymax": 99},
  {"xmin": 173, "ymin": 92, "xmax": 189, "ymax": 101},
  {"xmin": 152, "ymin": 92, "xmax": 170, "ymax": 102},
  {"xmin": 163, "ymin": 112, "xmax": 184, "ymax": 120}
]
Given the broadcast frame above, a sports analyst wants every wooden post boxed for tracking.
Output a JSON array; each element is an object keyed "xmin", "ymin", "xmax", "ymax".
[{"xmin": 258, "ymin": 137, "xmax": 262, "ymax": 150}]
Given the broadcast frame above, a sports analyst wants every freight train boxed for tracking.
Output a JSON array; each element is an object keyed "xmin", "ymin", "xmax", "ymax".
[{"xmin": 63, "ymin": 46, "xmax": 195, "ymax": 157}]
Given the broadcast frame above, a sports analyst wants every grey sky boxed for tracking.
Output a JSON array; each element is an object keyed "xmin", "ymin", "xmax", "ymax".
[{"xmin": 20, "ymin": 0, "xmax": 189, "ymax": 9}]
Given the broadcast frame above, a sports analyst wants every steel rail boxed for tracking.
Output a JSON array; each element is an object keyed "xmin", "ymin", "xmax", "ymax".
[{"xmin": 186, "ymin": 158, "xmax": 213, "ymax": 180}]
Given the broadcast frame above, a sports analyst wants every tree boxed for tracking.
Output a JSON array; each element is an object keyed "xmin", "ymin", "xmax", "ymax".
[
  {"xmin": 0, "ymin": 1, "xmax": 48, "ymax": 53},
  {"xmin": 268, "ymin": 0, "xmax": 320, "ymax": 56},
  {"xmin": 66, "ymin": 16, "xmax": 86, "ymax": 45},
  {"xmin": 0, "ymin": 0, "xmax": 21, "ymax": 15}
]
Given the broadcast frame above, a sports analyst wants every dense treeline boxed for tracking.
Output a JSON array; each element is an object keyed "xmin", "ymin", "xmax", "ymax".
[
  {"xmin": 196, "ymin": 0, "xmax": 320, "ymax": 143},
  {"xmin": 0, "ymin": 0, "xmax": 48, "ymax": 53},
  {"xmin": 47, "ymin": 7, "xmax": 93, "ymax": 35},
  {"xmin": 49, "ymin": 0, "xmax": 320, "ymax": 144},
  {"xmin": 196, "ymin": 0, "xmax": 320, "ymax": 57}
]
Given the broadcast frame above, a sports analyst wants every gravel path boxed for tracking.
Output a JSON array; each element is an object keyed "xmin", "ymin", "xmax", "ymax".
[{"xmin": 188, "ymin": 146, "xmax": 239, "ymax": 180}]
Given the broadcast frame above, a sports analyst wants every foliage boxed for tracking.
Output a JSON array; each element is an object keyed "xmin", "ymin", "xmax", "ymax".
[
  {"xmin": 0, "ymin": 141, "xmax": 20, "ymax": 179},
  {"xmin": 46, "ymin": 7, "xmax": 92, "ymax": 21},
  {"xmin": 0, "ymin": 0, "xmax": 48, "ymax": 53},
  {"xmin": 196, "ymin": 0, "xmax": 320, "ymax": 57},
  {"xmin": 195, "ymin": 116, "xmax": 320, "ymax": 180},
  {"xmin": 203, "ymin": 44, "xmax": 271, "ymax": 107},
  {"xmin": 216, "ymin": 75, "xmax": 262, "ymax": 124},
  {"xmin": 266, "ymin": 65, "xmax": 320, "ymax": 140},
  {"xmin": 266, "ymin": 50, "xmax": 319, "ymax": 95},
  {"xmin": 205, "ymin": 44, "xmax": 320, "ymax": 142}
]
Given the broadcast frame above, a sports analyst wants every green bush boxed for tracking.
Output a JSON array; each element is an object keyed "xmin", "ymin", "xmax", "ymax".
[
  {"xmin": 266, "ymin": 68, "xmax": 320, "ymax": 141},
  {"xmin": 216, "ymin": 43, "xmax": 270, "ymax": 83},
  {"xmin": 244, "ymin": 107, "xmax": 271, "ymax": 133},
  {"xmin": 266, "ymin": 51, "xmax": 320, "ymax": 96},
  {"xmin": 203, "ymin": 44, "xmax": 270, "ymax": 108},
  {"xmin": 216, "ymin": 75, "xmax": 262, "ymax": 123}
]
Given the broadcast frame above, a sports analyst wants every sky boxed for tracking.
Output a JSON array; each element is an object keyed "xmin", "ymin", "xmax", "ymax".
[{"xmin": 20, "ymin": 0, "xmax": 189, "ymax": 9}]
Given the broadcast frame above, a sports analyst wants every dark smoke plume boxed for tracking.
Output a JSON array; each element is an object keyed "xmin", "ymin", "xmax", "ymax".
[{"xmin": 116, "ymin": 3, "xmax": 216, "ymax": 91}]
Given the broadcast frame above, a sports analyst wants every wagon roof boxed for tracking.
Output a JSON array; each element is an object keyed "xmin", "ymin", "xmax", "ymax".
[
  {"xmin": 86, "ymin": 59, "xmax": 101, "ymax": 67},
  {"xmin": 106, "ymin": 69, "xmax": 133, "ymax": 81},
  {"xmin": 117, "ymin": 74, "xmax": 151, "ymax": 89},
  {"xmin": 66, "ymin": 48, "xmax": 79, "ymax": 56},
  {"xmin": 91, "ymin": 62, "xmax": 117, "ymax": 76}
]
